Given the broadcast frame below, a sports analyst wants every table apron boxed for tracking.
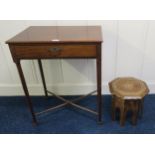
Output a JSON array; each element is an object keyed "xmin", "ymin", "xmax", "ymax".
[{"xmin": 11, "ymin": 44, "xmax": 98, "ymax": 60}]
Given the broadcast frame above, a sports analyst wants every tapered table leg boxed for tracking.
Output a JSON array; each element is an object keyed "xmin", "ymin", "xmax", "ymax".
[
  {"xmin": 16, "ymin": 61, "xmax": 37, "ymax": 125},
  {"xmin": 96, "ymin": 44, "xmax": 102, "ymax": 123},
  {"xmin": 38, "ymin": 59, "xmax": 48, "ymax": 97}
]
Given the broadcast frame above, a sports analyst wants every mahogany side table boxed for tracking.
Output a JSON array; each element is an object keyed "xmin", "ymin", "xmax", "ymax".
[{"xmin": 6, "ymin": 26, "xmax": 103, "ymax": 125}]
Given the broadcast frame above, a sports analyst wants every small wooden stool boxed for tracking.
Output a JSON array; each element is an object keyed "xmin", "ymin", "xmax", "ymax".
[{"xmin": 109, "ymin": 77, "xmax": 149, "ymax": 126}]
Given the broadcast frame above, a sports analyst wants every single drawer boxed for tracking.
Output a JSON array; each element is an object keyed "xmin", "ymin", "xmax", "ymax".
[{"xmin": 13, "ymin": 44, "xmax": 97, "ymax": 59}]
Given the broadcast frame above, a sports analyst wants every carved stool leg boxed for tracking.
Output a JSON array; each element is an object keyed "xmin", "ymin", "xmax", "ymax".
[
  {"xmin": 111, "ymin": 96, "xmax": 116, "ymax": 121},
  {"xmin": 138, "ymin": 98, "xmax": 144, "ymax": 119},
  {"xmin": 120, "ymin": 100, "xmax": 126, "ymax": 126},
  {"xmin": 131, "ymin": 101, "xmax": 139, "ymax": 125}
]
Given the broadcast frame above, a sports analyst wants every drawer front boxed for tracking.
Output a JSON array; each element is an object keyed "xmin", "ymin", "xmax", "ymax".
[{"xmin": 13, "ymin": 45, "xmax": 97, "ymax": 59}]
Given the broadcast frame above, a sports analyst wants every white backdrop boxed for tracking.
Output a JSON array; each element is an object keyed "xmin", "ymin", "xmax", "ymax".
[{"xmin": 0, "ymin": 20, "xmax": 155, "ymax": 95}]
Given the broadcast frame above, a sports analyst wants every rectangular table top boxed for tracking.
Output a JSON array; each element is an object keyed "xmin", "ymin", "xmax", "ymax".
[{"xmin": 6, "ymin": 26, "xmax": 103, "ymax": 44}]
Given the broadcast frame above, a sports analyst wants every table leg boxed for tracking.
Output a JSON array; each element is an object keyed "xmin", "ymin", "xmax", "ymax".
[
  {"xmin": 96, "ymin": 44, "xmax": 102, "ymax": 123},
  {"xmin": 38, "ymin": 59, "xmax": 48, "ymax": 97},
  {"xmin": 16, "ymin": 61, "xmax": 37, "ymax": 125}
]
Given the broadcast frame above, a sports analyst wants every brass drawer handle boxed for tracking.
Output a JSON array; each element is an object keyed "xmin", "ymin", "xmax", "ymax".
[{"xmin": 48, "ymin": 47, "xmax": 62, "ymax": 53}]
